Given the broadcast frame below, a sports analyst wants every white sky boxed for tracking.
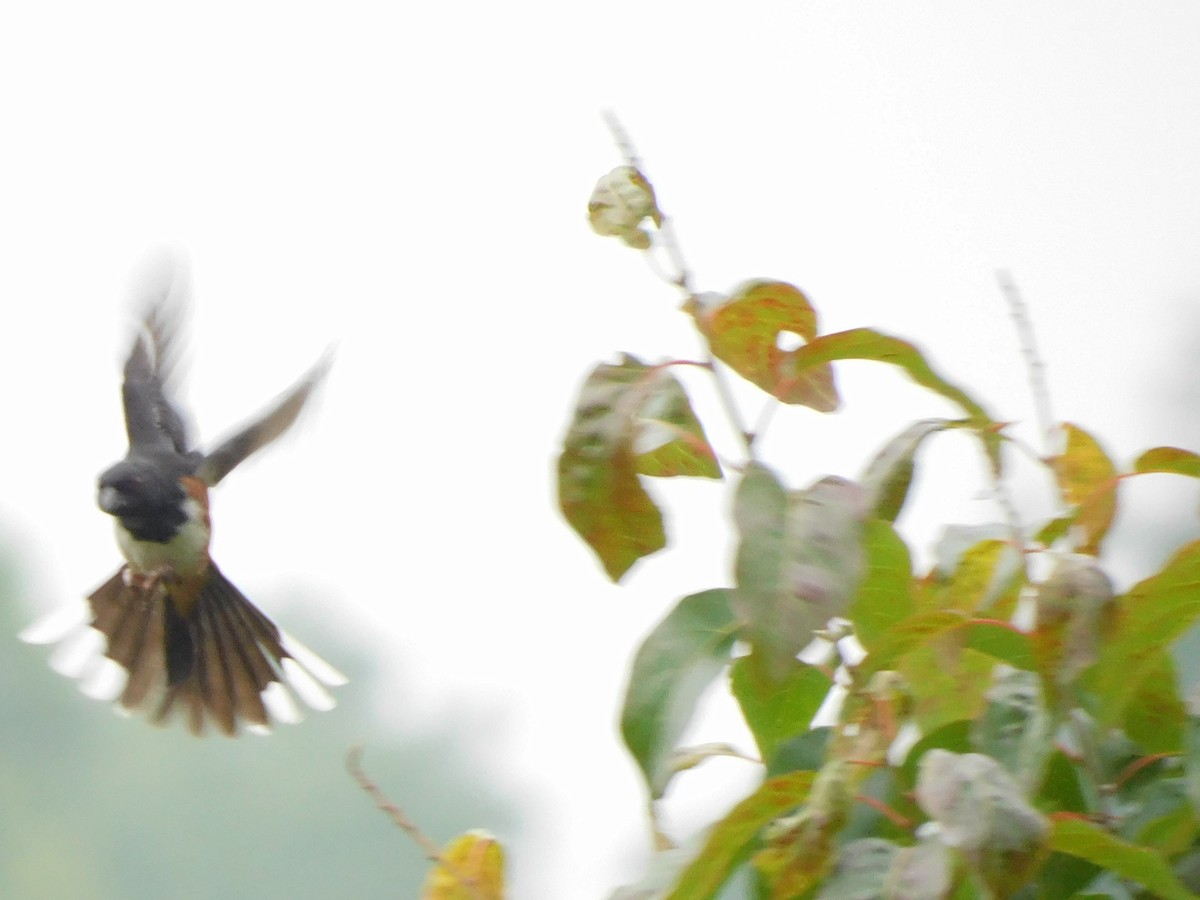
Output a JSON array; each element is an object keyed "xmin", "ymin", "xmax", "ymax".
[{"xmin": 3, "ymin": 3, "xmax": 1200, "ymax": 898}]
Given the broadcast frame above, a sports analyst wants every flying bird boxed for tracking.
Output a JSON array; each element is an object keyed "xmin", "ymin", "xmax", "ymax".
[{"xmin": 23, "ymin": 287, "xmax": 345, "ymax": 736}]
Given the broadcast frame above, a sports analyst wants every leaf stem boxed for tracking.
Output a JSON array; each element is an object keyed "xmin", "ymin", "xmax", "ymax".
[
  {"xmin": 603, "ymin": 111, "xmax": 755, "ymax": 457},
  {"xmin": 854, "ymin": 792, "xmax": 914, "ymax": 829}
]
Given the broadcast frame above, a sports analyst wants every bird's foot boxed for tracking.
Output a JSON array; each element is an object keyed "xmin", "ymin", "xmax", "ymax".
[{"xmin": 122, "ymin": 565, "xmax": 179, "ymax": 594}]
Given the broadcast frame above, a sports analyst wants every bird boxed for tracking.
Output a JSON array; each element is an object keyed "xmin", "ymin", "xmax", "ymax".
[{"xmin": 22, "ymin": 283, "xmax": 346, "ymax": 736}]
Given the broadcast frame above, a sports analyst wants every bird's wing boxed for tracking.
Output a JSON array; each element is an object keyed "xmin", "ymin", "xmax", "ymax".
[
  {"xmin": 121, "ymin": 296, "xmax": 194, "ymax": 454},
  {"xmin": 196, "ymin": 351, "xmax": 332, "ymax": 487}
]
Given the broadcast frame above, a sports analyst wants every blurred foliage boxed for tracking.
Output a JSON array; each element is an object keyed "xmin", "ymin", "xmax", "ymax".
[
  {"xmin": 564, "ymin": 153, "xmax": 1200, "ymax": 898},
  {"xmin": 0, "ymin": 554, "xmax": 518, "ymax": 900}
]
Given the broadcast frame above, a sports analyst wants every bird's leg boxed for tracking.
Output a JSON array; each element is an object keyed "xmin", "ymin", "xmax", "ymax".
[{"xmin": 122, "ymin": 565, "xmax": 180, "ymax": 594}]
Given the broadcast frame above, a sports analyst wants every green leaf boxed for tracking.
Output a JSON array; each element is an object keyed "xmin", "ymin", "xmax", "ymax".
[
  {"xmin": 857, "ymin": 613, "xmax": 1032, "ymax": 680},
  {"xmin": 1123, "ymin": 651, "xmax": 1185, "ymax": 754},
  {"xmin": 971, "ymin": 670, "xmax": 1051, "ymax": 794},
  {"xmin": 857, "ymin": 610, "xmax": 968, "ymax": 679},
  {"xmin": 1047, "ymin": 817, "xmax": 1196, "ymax": 900},
  {"xmin": 924, "ymin": 538, "xmax": 1023, "ymax": 618},
  {"xmin": 768, "ymin": 727, "xmax": 833, "ymax": 777},
  {"xmin": 860, "ymin": 418, "xmax": 959, "ymax": 521},
  {"xmin": 1186, "ymin": 716, "xmax": 1200, "ymax": 819},
  {"xmin": 1052, "ymin": 423, "xmax": 1119, "ymax": 555},
  {"xmin": 900, "ymin": 645, "xmax": 996, "ymax": 735},
  {"xmin": 731, "ymin": 654, "xmax": 832, "ymax": 766},
  {"xmin": 1135, "ymin": 446, "xmax": 1200, "ymax": 478},
  {"xmin": 733, "ymin": 465, "xmax": 867, "ymax": 681},
  {"xmin": 1034, "ymin": 513, "xmax": 1075, "ymax": 548},
  {"xmin": 1092, "ymin": 540, "xmax": 1200, "ymax": 728},
  {"xmin": 961, "ymin": 621, "xmax": 1034, "ymax": 669},
  {"xmin": 690, "ymin": 280, "xmax": 839, "ymax": 411},
  {"xmin": 814, "ymin": 839, "xmax": 899, "ymax": 900},
  {"xmin": 665, "ymin": 771, "xmax": 816, "ymax": 900},
  {"xmin": 1039, "ymin": 749, "xmax": 1089, "ymax": 815},
  {"xmin": 786, "ymin": 328, "xmax": 1001, "ymax": 471},
  {"xmin": 634, "ymin": 370, "xmax": 722, "ymax": 479},
  {"xmin": 848, "ymin": 519, "xmax": 915, "ymax": 650},
  {"xmin": 558, "ymin": 356, "xmax": 668, "ymax": 580},
  {"xmin": 621, "ymin": 589, "xmax": 739, "ymax": 798}
]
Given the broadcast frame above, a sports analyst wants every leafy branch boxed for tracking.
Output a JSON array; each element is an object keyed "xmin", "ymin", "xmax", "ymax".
[{"xmin": 561, "ymin": 121, "xmax": 1200, "ymax": 898}]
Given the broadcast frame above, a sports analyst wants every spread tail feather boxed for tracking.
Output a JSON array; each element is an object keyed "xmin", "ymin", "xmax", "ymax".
[{"xmin": 24, "ymin": 565, "xmax": 346, "ymax": 737}]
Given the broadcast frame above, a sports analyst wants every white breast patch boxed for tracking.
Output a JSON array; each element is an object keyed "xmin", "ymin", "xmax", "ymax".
[{"xmin": 115, "ymin": 496, "xmax": 211, "ymax": 576}]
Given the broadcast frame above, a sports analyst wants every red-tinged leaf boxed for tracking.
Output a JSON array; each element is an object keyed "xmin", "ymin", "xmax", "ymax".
[
  {"xmin": 665, "ymin": 771, "xmax": 816, "ymax": 900},
  {"xmin": 1047, "ymin": 817, "xmax": 1196, "ymax": 900},
  {"xmin": 1092, "ymin": 540, "xmax": 1200, "ymax": 728},
  {"xmin": 421, "ymin": 831, "xmax": 505, "ymax": 900},
  {"xmin": 558, "ymin": 356, "xmax": 668, "ymax": 580},
  {"xmin": 621, "ymin": 590, "xmax": 739, "ymax": 798},
  {"xmin": 634, "ymin": 370, "xmax": 722, "ymax": 479},
  {"xmin": 860, "ymin": 418, "xmax": 960, "ymax": 521},
  {"xmin": 690, "ymin": 280, "xmax": 840, "ymax": 411},
  {"xmin": 1135, "ymin": 446, "xmax": 1200, "ymax": 478},
  {"xmin": 755, "ymin": 765, "xmax": 852, "ymax": 897},
  {"xmin": 730, "ymin": 654, "xmax": 832, "ymax": 765},
  {"xmin": 733, "ymin": 465, "xmax": 867, "ymax": 682},
  {"xmin": 848, "ymin": 519, "xmax": 915, "ymax": 650},
  {"xmin": 1052, "ymin": 423, "xmax": 1119, "ymax": 555},
  {"xmin": 787, "ymin": 328, "xmax": 1002, "ymax": 471}
]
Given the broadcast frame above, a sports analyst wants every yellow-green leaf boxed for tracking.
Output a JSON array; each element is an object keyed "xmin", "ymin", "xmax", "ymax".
[
  {"xmin": 789, "ymin": 328, "xmax": 1001, "ymax": 471},
  {"xmin": 690, "ymin": 280, "xmax": 840, "ymax": 411},
  {"xmin": 665, "ymin": 772, "xmax": 816, "ymax": 900},
  {"xmin": 634, "ymin": 370, "xmax": 722, "ymax": 479},
  {"xmin": 1093, "ymin": 540, "xmax": 1200, "ymax": 728},
  {"xmin": 847, "ymin": 519, "xmax": 915, "ymax": 650},
  {"xmin": 421, "ymin": 830, "xmax": 505, "ymax": 900},
  {"xmin": 1052, "ymin": 423, "xmax": 1119, "ymax": 555},
  {"xmin": 1048, "ymin": 817, "xmax": 1196, "ymax": 900},
  {"xmin": 1134, "ymin": 446, "xmax": 1200, "ymax": 478}
]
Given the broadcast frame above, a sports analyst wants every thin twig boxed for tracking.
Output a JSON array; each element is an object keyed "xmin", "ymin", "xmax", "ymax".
[
  {"xmin": 997, "ymin": 270, "xmax": 1067, "ymax": 551},
  {"xmin": 602, "ymin": 111, "xmax": 755, "ymax": 455},
  {"xmin": 346, "ymin": 746, "xmax": 488, "ymax": 900},
  {"xmin": 997, "ymin": 271, "xmax": 1056, "ymax": 457}
]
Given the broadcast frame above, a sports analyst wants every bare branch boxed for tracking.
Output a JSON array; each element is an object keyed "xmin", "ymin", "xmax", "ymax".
[
  {"xmin": 346, "ymin": 746, "xmax": 488, "ymax": 900},
  {"xmin": 997, "ymin": 271, "xmax": 1056, "ymax": 456}
]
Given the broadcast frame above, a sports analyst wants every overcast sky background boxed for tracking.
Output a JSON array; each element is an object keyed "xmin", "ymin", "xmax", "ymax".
[{"xmin": 3, "ymin": 3, "xmax": 1200, "ymax": 897}]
